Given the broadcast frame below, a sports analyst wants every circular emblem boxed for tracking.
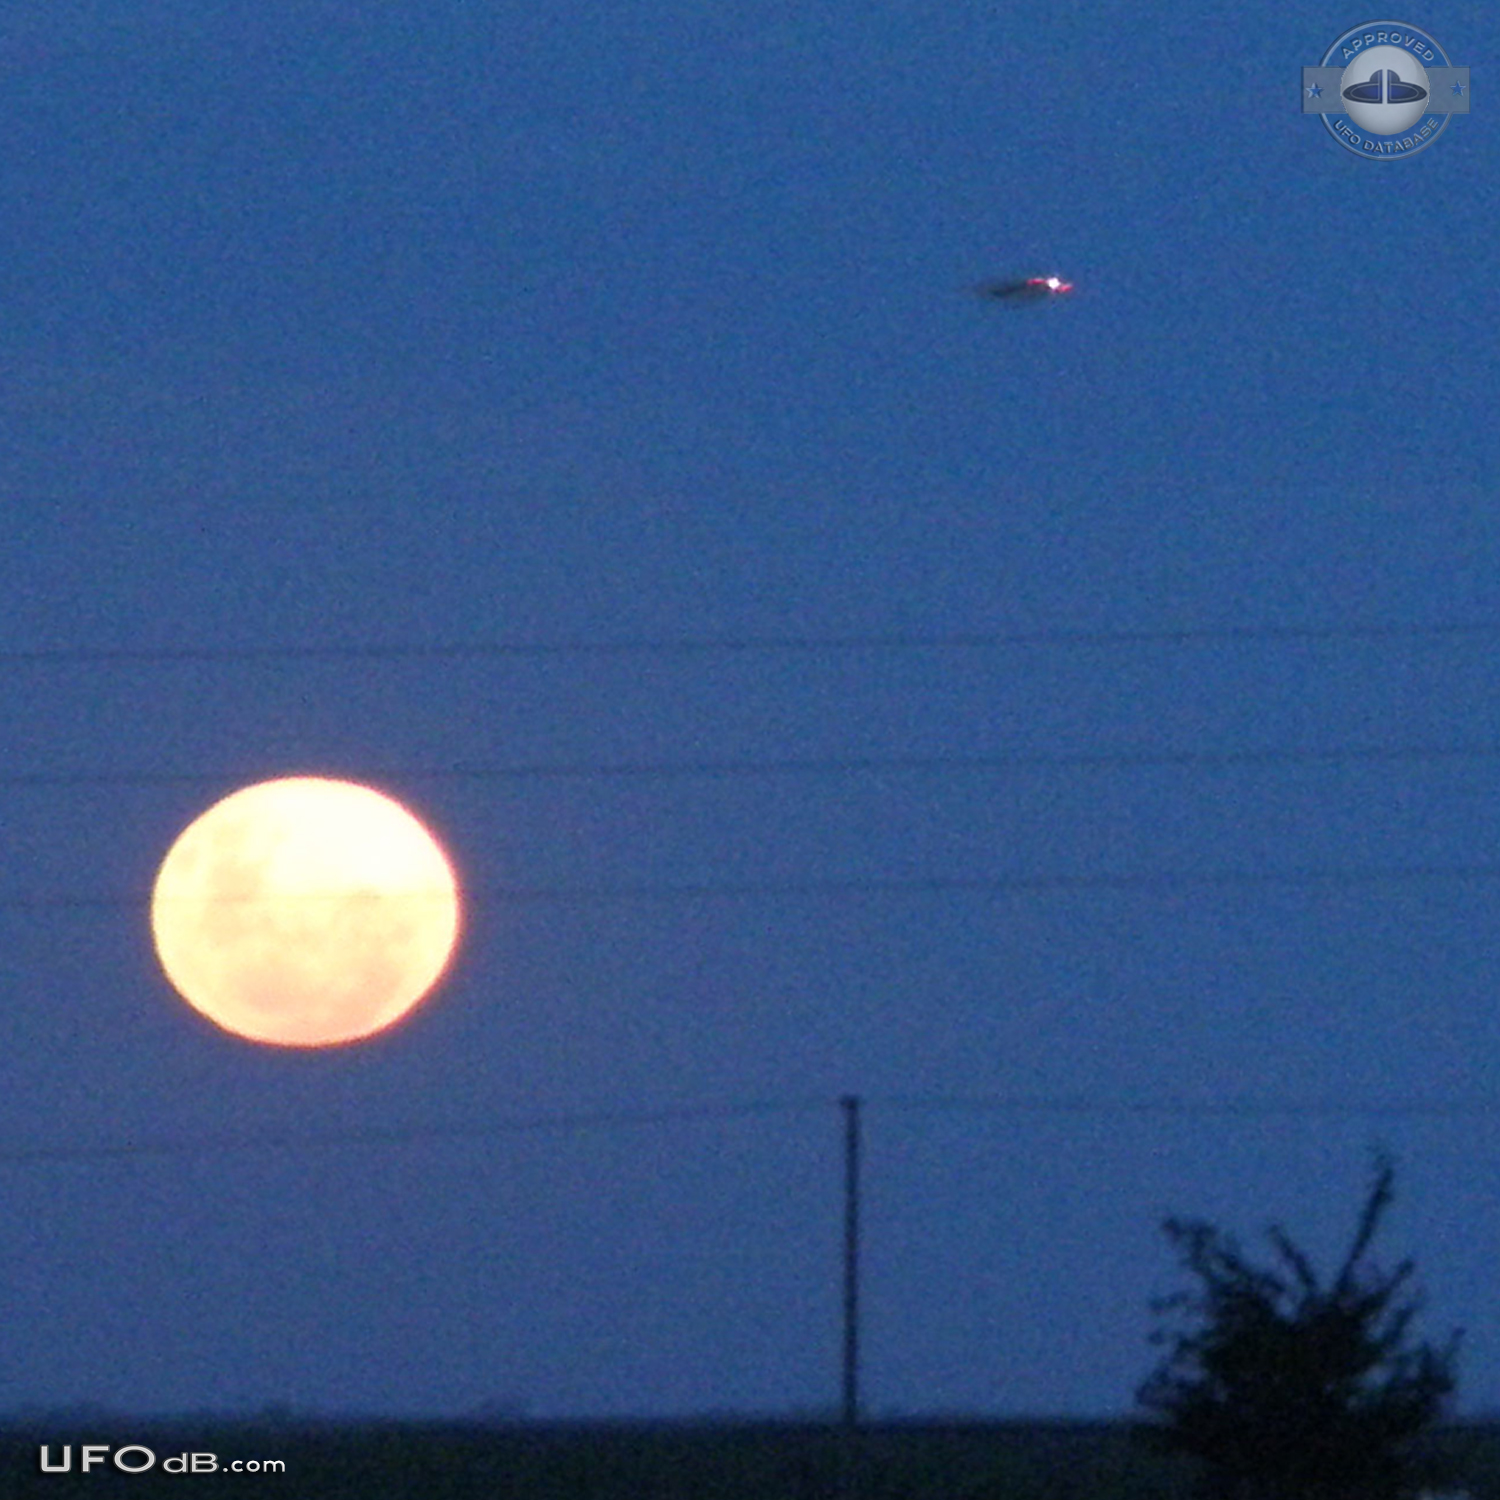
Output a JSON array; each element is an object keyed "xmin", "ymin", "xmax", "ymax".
[{"xmin": 1320, "ymin": 22, "xmax": 1453, "ymax": 157}]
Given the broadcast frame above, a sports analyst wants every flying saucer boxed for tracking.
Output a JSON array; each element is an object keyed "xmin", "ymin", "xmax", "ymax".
[{"xmin": 977, "ymin": 274, "xmax": 1075, "ymax": 306}]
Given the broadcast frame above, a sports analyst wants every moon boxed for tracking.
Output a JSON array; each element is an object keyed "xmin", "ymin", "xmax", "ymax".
[{"xmin": 150, "ymin": 777, "xmax": 461, "ymax": 1047}]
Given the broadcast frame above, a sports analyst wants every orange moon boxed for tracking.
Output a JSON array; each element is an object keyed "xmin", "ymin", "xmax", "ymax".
[{"xmin": 150, "ymin": 777, "xmax": 461, "ymax": 1047}]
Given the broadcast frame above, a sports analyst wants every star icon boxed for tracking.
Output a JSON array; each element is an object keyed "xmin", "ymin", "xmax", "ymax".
[
  {"xmin": 1451, "ymin": 81, "xmax": 1466, "ymax": 96},
  {"xmin": 1306, "ymin": 82, "xmax": 1323, "ymax": 97}
]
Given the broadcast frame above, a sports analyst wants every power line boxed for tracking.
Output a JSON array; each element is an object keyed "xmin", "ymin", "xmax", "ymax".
[
  {"xmin": 0, "ymin": 1092, "xmax": 1494, "ymax": 1169},
  {"xmin": 15, "ymin": 862, "xmax": 1500, "ymax": 912},
  {"xmin": 0, "ymin": 1096, "xmax": 833, "ymax": 1167},
  {"xmin": 7, "ymin": 740, "xmax": 1500, "ymax": 789},
  {"xmin": 2, "ymin": 618, "xmax": 1500, "ymax": 667},
  {"xmin": 875, "ymin": 1094, "xmax": 1500, "ymax": 1119}
]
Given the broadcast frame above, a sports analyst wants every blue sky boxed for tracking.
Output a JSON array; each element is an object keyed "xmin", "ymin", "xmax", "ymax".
[{"xmin": 0, "ymin": 1, "xmax": 1497, "ymax": 1420}]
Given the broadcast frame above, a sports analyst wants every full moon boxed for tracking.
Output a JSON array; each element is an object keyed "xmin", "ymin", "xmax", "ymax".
[{"xmin": 151, "ymin": 777, "xmax": 461, "ymax": 1047}]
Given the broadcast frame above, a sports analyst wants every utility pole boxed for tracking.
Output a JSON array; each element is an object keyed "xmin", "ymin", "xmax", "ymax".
[
  {"xmin": 840, "ymin": 1094, "xmax": 861, "ymax": 1427},
  {"xmin": 839, "ymin": 1093, "xmax": 862, "ymax": 1498}
]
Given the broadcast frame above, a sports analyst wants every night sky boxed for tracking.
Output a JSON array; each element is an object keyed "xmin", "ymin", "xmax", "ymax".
[{"xmin": 1, "ymin": 2, "xmax": 1497, "ymax": 1422}]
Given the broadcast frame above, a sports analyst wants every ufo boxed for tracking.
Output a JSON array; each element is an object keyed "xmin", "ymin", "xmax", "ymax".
[
  {"xmin": 1342, "ymin": 67, "xmax": 1427, "ymax": 105},
  {"xmin": 977, "ymin": 274, "xmax": 1075, "ymax": 306}
]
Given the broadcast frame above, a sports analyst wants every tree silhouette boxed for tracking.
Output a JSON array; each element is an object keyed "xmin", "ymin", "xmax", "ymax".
[{"xmin": 1136, "ymin": 1150, "xmax": 1462, "ymax": 1500}]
